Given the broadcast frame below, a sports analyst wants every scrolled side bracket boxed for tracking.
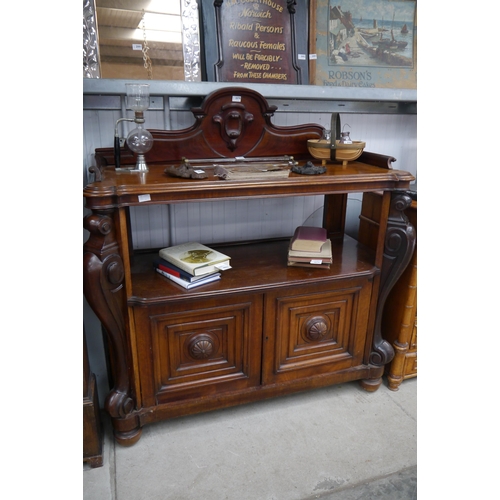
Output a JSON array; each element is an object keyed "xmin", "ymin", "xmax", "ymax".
[
  {"xmin": 83, "ymin": 210, "xmax": 135, "ymax": 420},
  {"xmin": 370, "ymin": 191, "xmax": 416, "ymax": 366}
]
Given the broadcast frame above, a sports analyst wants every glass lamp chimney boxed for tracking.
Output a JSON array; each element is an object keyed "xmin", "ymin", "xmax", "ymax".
[{"xmin": 125, "ymin": 84, "xmax": 153, "ymax": 171}]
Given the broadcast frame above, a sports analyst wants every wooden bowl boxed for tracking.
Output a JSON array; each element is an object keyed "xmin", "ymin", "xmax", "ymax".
[{"xmin": 307, "ymin": 139, "xmax": 366, "ymax": 167}]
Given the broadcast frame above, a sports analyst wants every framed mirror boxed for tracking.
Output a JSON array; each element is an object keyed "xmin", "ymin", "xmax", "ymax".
[{"xmin": 83, "ymin": 0, "xmax": 201, "ymax": 81}]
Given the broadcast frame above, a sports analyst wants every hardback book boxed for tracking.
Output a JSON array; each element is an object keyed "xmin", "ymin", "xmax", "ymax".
[
  {"xmin": 287, "ymin": 260, "xmax": 331, "ymax": 269},
  {"xmin": 288, "ymin": 240, "xmax": 332, "ymax": 264},
  {"xmin": 289, "ymin": 226, "xmax": 327, "ymax": 253},
  {"xmin": 159, "ymin": 242, "xmax": 231, "ymax": 276},
  {"xmin": 156, "ymin": 268, "xmax": 221, "ymax": 289},
  {"xmin": 153, "ymin": 258, "xmax": 219, "ymax": 283}
]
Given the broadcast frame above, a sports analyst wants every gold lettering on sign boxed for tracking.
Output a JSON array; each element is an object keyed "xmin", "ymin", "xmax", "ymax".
[
  {"xmin": 255, "ymin": 22, "xmax": 283, "ymax": 34},
  {"xmin": 258, "ymin": 41, "xmax": 285, "ymax": 50},
  {"xmin": 229, "ymin": 39, "xmax": 259, "ymax": 49},
  {"xmin": 227, "ymin": 0, "xmax": 283, "ymax": 12},
  {"xmin": 240, "ymin": 8, "xmax": 272, "ymax": 19},
  {"xmin": 230, "ymin": 22, "xmax": 254, "ymax": 30},
  {"xmin": 254, "ymin": 54, "xmax": 281, "ymax": 61},
  {"xmin": 221, "ymin": 0, "xmax": 292, "ymax": 83},
  {"xmin": 243, "ymin": 63, "xmax": 270, "ymax": 70}
]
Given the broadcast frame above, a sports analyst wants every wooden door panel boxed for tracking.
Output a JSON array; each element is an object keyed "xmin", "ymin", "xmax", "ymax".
[
  {"xmin": 138, "ymin": 295, "xmax": 263, "ymax": 404},
  {"xmin": 263, "ymin": 279, "xmax": 372, "ymax": 384}
]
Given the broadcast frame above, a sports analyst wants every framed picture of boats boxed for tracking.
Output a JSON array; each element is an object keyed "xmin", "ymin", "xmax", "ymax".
[{"xmin": 309, "ymin": 0, "xmax": 416, "ymax": 89}]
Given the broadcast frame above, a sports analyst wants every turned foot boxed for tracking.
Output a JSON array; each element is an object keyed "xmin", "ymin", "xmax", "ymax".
[
  {"xmin": 114, "ymin": 427, "xmax": 143, "ymax": 446},
  {"xmin": 387, "ymin": 374, "xmax": 402, "ymax": 391},
  {"xmin": 359, "ymin": 377, "xmax": 382, "ymax": 392},
  {"xmin": 111, "ymin": 414, "xmax": 143, "ymax": 446}
]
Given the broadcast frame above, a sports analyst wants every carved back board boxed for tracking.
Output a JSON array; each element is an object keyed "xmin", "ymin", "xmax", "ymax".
[{"xmin": 94, "ymin": 87, "xmax": 323, "ymax": 168}]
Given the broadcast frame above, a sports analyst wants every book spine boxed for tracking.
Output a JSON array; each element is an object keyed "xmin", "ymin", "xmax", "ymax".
[
  {"xmin": 156, "ymin": 268, "xmax": 191, "ymax": 289},
  {"xmin": 287, "ymin": 261, "xmax": 331, "ymax": 269},
  {"xmin": 288, "ymin": 258, "xmax": 332, "ymax": 264},
  {"xmin": 157, "ymin": 263, "xmax": 181, "ymax": 279},
  {"xmin": 156, "ymin": 268, "xmax": 221, "ymax": 288},
  {"xmin": 154, "ymin": 258, "xmax": 194, "ymax": 281}
]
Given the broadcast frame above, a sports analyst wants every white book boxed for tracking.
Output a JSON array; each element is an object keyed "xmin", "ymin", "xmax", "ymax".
[
  {"xmin": 156, "ymin": 268, "xmax": 221, "ymax": 289},
  {"xmin": 159, "ymin": 242, "xmax": 231, "ymax": 276}
]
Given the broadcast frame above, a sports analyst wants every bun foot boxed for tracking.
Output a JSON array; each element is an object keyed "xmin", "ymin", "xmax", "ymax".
[
  {"xmin": 114, "ymin": 427, "xmax": 143, "ymax": 446},
  {"xmin": 359, "ymin": 377, "xmax": 382, "ymax": 392},
  {"xmin": 387, "ymin": 375, "xmax": 402, "ymax": 391}
]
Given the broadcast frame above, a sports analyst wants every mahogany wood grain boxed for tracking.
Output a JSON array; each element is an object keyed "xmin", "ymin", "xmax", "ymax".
[
  {"xmin": 84, "ymin": 87, "xmax": 416, "ymax": 445},
  {"xmin": 129, "ymin": 238, "xmax": 377, "ymax": 305},
  {"xmin": 95, "ymin": 87, "xmax": 324, "ymax": 168}
]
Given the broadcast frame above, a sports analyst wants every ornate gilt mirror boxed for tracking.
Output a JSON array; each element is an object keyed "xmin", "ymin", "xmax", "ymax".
[{"xmin": 83, "ymin": 0, "xmax": 201, "ymax": 81}]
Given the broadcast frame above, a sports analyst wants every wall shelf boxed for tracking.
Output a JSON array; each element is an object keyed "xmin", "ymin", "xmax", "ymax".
[{"xmin": 83, "ymin": 79, "xmax": 417, "ymax": 115}]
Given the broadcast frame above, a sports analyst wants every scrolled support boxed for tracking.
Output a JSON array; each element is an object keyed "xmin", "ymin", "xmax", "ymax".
[
  {"xmin": 83, "ymin": 210, "xmax": 136, "ymax": 422},
  {"xmin": 370, "ymin": 191, "xmax": 416, "ymax": 367}
]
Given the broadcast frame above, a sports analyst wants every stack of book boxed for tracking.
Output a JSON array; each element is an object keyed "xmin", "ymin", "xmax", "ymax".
[
  {"xmin": 154, "ymin": 242, "xmax": 231, "ymax": 289},
  {"xmin": 287, "ymin": 226, "xmax": 332, "ymax": 269}
]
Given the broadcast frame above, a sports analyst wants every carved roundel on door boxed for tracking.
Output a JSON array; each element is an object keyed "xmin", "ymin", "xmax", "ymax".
[
  {"xmin": 303, "ymin": 316, "xmax": 330, "ymax": 342},
  {"xmin": 188, "ymin": 333, "xmax": 218, "ymax": 360}
]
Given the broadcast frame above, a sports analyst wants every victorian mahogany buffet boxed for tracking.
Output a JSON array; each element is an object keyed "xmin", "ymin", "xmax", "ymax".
[{"xmin": 84, "ymin": 87, "xmax": 415, "ymax": 445}]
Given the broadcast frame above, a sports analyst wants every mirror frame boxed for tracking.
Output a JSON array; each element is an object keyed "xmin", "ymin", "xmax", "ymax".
[{"xmin": 83, "ymin": 0, "xmax": 201, "ymax": 81}]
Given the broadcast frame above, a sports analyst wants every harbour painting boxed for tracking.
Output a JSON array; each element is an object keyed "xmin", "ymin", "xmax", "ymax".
[{"xmin": 310, "ymin": 0, "xmax": 416, "ymax": 89}]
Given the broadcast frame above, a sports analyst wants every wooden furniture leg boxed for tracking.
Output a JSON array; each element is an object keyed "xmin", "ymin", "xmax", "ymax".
[
  {"xmin": 360, "ymin": 191, "xmax": 416, "ymax": 390},
  {"xmin": 83, "ymin": 209, "xmax": 142, "ymax": 446}
]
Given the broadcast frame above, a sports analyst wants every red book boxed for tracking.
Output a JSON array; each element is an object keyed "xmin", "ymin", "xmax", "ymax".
[
  {"xmin": 289, "ymin": 226, "xmax": 327, "ymax": 253},
  {"xmin": 153, "ymin": 258, "xmax": 218, "ymax": 283}
]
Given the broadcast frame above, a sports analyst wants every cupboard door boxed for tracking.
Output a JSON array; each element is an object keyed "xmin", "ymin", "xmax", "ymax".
[
  {"xmin": 135, "ymin": 294, "xmax": 263, "ymax": 405},
  {"xmin": 262, "ymin": 279, "xmax": 373, "ymax": 384}
]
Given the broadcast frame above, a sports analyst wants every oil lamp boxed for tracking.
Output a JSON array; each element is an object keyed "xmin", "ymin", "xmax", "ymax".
[{"xmin": 114, "ymin": 83, "xmax": 154, "ymax": 171}]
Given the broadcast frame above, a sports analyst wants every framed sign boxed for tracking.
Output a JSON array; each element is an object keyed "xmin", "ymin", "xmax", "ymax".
[
  {"xmin": 200, "ymin": 0, "xmax": 310, "ymax": 84},
  {"xmin": 310, "ymin": 0, "xmax": 416, "ymax": 89}
]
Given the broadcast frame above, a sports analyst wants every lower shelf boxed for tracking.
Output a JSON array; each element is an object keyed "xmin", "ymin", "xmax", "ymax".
[{"xmin": 129, "ymin": 236, "xmax": 378, "ymax": 305}]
